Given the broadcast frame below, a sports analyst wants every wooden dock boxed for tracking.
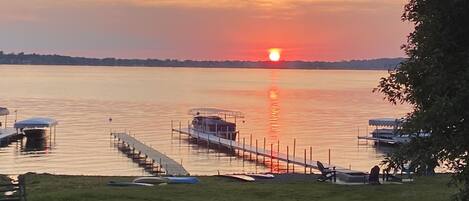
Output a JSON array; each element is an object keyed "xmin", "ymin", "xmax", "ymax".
[
  {"xmin": 111, "ymin": 132, "xmax": 189, "ymax": 176},
  {"xmin": 0, "ymin": 128, "xmax": 18, "ymax": 143},
  {"xmin": 172, "ymin": 126, "xmax": 349, "ymax": 172}
]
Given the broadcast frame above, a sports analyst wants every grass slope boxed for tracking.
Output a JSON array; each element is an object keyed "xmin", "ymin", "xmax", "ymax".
[{"xmin": 25, "ymin": 174, "xmax": 455, "ymax": 201}]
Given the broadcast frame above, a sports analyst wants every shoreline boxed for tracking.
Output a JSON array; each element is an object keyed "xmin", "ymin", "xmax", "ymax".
[{"xmin": 2, "ymin": 173, "xmax": 456, "ymax": 201}]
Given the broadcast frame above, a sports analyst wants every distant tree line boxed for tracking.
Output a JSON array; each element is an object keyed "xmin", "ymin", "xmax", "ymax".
[{"xmin": 0, "ymin": 51, "xmax": 404, "ymax": 70}]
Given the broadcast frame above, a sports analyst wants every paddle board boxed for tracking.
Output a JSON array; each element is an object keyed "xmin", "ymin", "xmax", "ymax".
[{"xmin": 221, "ymin": 174, "xmax": 255, "ymax": 182}]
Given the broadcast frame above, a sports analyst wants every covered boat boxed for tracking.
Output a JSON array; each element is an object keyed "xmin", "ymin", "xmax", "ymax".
[
  {"xmin": 0, "ymin": 107, "xmax": 9, "ymax": 128},
  {"xmin": 188, "ymin": 108, "xmax": 243, "ymax": 140},
  {"xmin": 14, "ymin": 117, "xmax": 58, "ymax": 139},
  {"xmin": 358, "ymin": 118, "xmax": 429, "ymax": 145}
]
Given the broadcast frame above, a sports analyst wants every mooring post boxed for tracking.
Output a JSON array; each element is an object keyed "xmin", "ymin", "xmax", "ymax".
[
  {"xmin": 255, "ymin": 139, "xmax": 258, "ymax": 163},
  {"xmin": 249, "ymin": 134, "xmax": 252, "ymax": 160},
  {"xmin": 263, "ymin": 137, "xmax": 266, "ymax": 164},
  {"xmin": 310, "ymin": 146, "xmax": 313, "ymax": 174},
  {"xmin": 304, "ymin": 149, "xmax": 307, "ymax": 174},
  {"xmin": 270, "ymin": 143, "xmax": 273, "ymax": 173},
  {"xmin": 242, "ymin": 137, "xmax": 246, "ymax": 167},
  {"xmin": 293, "ymin": 138, "xmax": 296, "ymax": 173},
  {"xmin": 277, "ymin": 140, "xmax": 280, "ymax": 170},
  {"xmin": 218, "ymin": 136, "xmax": 221, "ymax": 151},
  {"xmin": 242, "ymin": 137, "xmax": 245, "ymax": 156},
  {"xmin": 328, "ymin": 149, "xmax": 331, "ymax": 165},
  {"xmin": 171, "ymin": 120, "xmax": 173, "ymax": 136},
  {"xmin": 179, "ymin": 121, "xmax": 182, "ymax": 140},
  {"xmin": 286, "ymin": 146, "xmax": 289, "ymax": 173}
]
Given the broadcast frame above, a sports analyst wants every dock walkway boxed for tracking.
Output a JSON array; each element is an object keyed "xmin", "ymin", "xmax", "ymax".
[
  {"xmin": 0, "ymin": 128, "xmax": 17, "ymax": 142},
  {"xmin": 173, "ymin": 127, "xmax": 349, "ymax": 172},
  {"xmin": 112, "ymin": 132, "xmax": 189, "ymax": 176}
]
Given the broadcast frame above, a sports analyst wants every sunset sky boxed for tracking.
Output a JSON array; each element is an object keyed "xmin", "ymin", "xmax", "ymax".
[{"xmin": 0, "ymin": 0, "xmax": 412, "ymax": 61}]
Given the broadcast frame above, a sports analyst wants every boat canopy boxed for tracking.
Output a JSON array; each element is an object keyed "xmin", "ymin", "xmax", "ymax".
[
  {"xmin": 14, "ymin": 117, "xmax": 58, "ymax": 129},
  {"xmin": 188, "ymin": 108, "xmax": 244, "ymax": 118},
  {"xmin": 0, "ymin": 107, "xmax": 9, "ymax": 116},
  {"xmin": 369, "ymin": 118, "xmax": 403, "ymax": 127}
]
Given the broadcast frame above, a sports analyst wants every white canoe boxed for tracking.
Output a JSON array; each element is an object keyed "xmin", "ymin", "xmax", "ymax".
[
  {"xmin": 133, "ymin": 177, "xmax": 169, "ymax": 184},
  {"xmin": 221, "ymin": 174, "xmax": 255, "ymax": 182}
]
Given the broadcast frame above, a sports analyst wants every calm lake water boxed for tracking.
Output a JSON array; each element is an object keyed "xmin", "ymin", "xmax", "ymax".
[{"xmin": 0, "ymin": 65, "xmax": 409, "ymax": 176}]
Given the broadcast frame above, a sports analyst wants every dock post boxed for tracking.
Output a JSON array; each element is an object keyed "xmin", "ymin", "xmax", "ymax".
[
  {"xmin": 242, "ymin": 137, "xmax": 245, "ymax": 156},
  {"xmin": 328, "ymin": 149, "xmax": 331, "ymax": 165},
  {"xmin": 237, "ymin": 132, "xmax": 240, "ymax": 155},
  {"xmin": 304, "ymin": 149, "xmax": 307, "ymax": 174},
  {"xmin": 286, "ymin": 146, "xmax": 289, "ymax": 173},
  {"xmin": 255, "ymin": 139, "xmax": 258, "ymax": 163},
  {"xmin": 229, "ymin": 135, "xmax": 233, "ymax": 150},
  {"xmin": 218, "ymin": 137, "xmax": 221, "ymax": 151},
  {"xmin": 249, "ymin": 134, "xmax": 252, "ymax": 160},
  {"xmin": 179, "ymin": 121, "xmax": 181, "ymax": 140},
  {"xmin": 277, "ymin": 140, "xmax": 280, "ymax": 171},
  {"xmin": 263, "ymin": 137, "xmax": 266, "ymax": 164},
  {"xmin": 242, "ymin": 137, "xmax": 246, "ymax": 167},
  {"xmin": 310, "ymin": 146, "xmax": 313, "ymax": 174},
  {"xmin": 293, "ymin": 138, "xmax": 296, "ymax": 173},
  {"xmin": 270, "ymin": 143, "xmax": 273, "ymax": 173},
  {"xmin": 171, "ymin": 120, "xmax": 173, "ymax": 137}
]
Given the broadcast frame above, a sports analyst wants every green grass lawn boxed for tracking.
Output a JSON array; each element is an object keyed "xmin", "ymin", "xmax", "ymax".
[{"xmin": 25, "ymin": 174, "xmax": 456, "ymax": 201}]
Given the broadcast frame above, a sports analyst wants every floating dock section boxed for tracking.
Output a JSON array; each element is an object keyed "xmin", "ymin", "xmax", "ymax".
[
  {"xmin": 172, "ymin": 125, "xmax": 349, "ymax": 172},
  {"xmin": 111, "ymin": 132, "xmax": 189, "ymax": 176}
]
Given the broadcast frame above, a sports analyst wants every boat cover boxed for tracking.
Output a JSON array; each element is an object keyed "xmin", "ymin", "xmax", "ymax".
[
  {"xmin": 188, "ymin": 108, "xmax": 244, "ymax": 118},
  {"xmin": 0, "ymin": 107, "xmax": 9, "ymax": 116},
  {"xmin": 368, "ymin": 118, "xmax": 402, "ymax": 127},
  {"xmin": 14, "ymin": 117, "xmax": 58, "ymax": 129}
]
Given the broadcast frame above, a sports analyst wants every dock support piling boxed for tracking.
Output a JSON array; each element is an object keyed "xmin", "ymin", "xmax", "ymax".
[
  {"xmin": 263, "ymin": 137, "xmax": 266, "ymax": 164},
  {"xmin": 310, "ymin": 146, "xmax": 313, "ymax": 174},
  {"xmin": 277, "ymin": 140, "xmax": 280, "ymax": 172},
  {"xmin": 242, "ymin": 138, "xmax": 245, "ymax": 157},
  {"xmin": 249, "ymin": 134, "xmax": 252, "ymax": 160},
  {"xmin": 286, "ymin": 146, "xmax": 289, "ymax": 173},
  {"xmin": 293, "ymin": 138, "xmax": 296, "ymax": 173},
  {"xmin": 179, "ymin": 121, "xmax": 181, "ymax": 140},
  {"xmin": 304, "ymin": 149, "xmax": 307, "ymax": 174},
  {"xmin": 328, "ymin": 149, "xmax": 331, "ymax": 165},
  {"xmin": 270, "ymin": 143, "xmax": 273, "ymax": 173},
  {"xmin": 255, "ymin": 139, "xmax": 258, "ymax": 163}
]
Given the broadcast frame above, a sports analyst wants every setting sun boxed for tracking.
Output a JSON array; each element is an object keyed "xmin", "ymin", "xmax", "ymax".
[{"xmin": 268, "ymin": 48, "xmax": 281, "ymax": 62}]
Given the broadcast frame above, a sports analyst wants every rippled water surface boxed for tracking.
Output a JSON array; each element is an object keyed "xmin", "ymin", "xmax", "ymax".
[{"xmin": 0, "ymin": 65, "xmax": 409, "ymax": 175}]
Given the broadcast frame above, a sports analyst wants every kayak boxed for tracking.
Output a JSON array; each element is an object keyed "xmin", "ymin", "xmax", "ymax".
[
  {"xmin": 133, "ymin": 177, "xmax": 169, "ymax": 184},
  {"xmin": 221, "ymin": 174, "xmax": 255, "ymax": 182},
  {"xmin": 164, "ymin": 177, "xmax": 199, "ymax": 184},
  {"xmin": 108, "ymin": 181, "xmax": 154, "ymax": 187},
  {"xmin": 245, "ymin": 173, "xmax": 275, "ymax": 179}
]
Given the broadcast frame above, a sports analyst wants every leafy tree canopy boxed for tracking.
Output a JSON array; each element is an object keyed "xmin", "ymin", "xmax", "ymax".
[{"xmin": 377, "ymin": 0, "xmax": 469, "ymax": 200}]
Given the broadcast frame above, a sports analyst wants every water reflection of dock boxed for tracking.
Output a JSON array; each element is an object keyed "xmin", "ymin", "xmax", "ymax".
[{"xmin": 111, "ymin": 132, "xmax": 189, "ymax": 176}]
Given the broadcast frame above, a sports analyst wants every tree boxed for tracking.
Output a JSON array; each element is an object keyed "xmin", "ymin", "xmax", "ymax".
[{"xmin": 377, "ymin": 0, "xmax": 469, "ymax": 200}]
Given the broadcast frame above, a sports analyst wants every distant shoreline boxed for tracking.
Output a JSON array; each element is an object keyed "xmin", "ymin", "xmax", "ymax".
[{"xmin": 0, "ymin": 51, "xmax": 404, "ymax": 70}]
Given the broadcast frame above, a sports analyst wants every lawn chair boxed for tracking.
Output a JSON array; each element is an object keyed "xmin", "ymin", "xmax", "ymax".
[
  {"xmin": 368, "ymin": 165, "xmax": 380, "ymax": 185},
  {"xmin": 317, "ymin": 161, "xmax": 334, "ymax": 182}
]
